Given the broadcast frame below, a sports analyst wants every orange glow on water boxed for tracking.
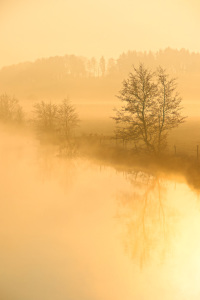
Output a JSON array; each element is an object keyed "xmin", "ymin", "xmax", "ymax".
[{"xmin": 0, "ymin": 131, "xmax": 200, "ymax": 299}]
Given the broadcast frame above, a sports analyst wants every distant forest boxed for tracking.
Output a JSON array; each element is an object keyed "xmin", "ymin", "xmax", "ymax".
[{"xmin": 1, "ymin": 48, "xmax": 200, "ymax": 102}]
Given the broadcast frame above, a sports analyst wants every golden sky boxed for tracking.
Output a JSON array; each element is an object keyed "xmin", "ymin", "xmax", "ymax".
[{"xmin": 0, "ymin": 0, "xmax": 199, "ymax": 67}]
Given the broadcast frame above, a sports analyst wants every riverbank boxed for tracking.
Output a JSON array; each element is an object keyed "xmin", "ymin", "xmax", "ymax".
[{"xmin": 78, "ymin": 141, "xmax": 200, "ymax": 191}]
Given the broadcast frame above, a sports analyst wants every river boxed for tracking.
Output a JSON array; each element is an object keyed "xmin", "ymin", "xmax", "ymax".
[{"xmin": 0, "ymin": 130, "xmax": 200, "ymax": 300}]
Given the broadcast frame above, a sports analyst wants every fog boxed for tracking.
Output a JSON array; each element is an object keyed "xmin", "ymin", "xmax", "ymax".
[
  {"xmin": 1, "ymin": 52, "xmax": 200, "ymax": 300},
  {"xmin": 2, "ymin": 48, "xmax": 200, "ymax": 136},
  {"xmin": 1, "ymin": 0, "xmax": 200, "ymax": 297}
]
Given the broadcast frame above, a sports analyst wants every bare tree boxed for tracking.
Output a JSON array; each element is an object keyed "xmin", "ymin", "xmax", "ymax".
[
  {"xmin": 32, "ymin": 99, "xmax": 79, "ymax": 148},
  {"xmin": 57, "ymin": 98, "xmax": 79, "ymax": 141},
  {"xmin": 155, "ymin": 67, "xmax": 186, "ymax": 152},
  {"xmin": 113, "ymin": 64, "xmax": 157, "ymax": 152},
  {"xmin": 33, "ymin": 101, "xmax": 58, "ymax": 137},
  {"xmin": 0, "ymin": 94, "xmax": 24, "ymax": 124},
  {"xmin": 113, "ymin": 64, "xmax": 186, "ymax": 154}
]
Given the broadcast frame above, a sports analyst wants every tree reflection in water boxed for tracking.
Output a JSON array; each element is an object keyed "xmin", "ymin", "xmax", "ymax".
[{"xmin": 116, "ymin": 170, "xmax": 179, "ymax": 268}]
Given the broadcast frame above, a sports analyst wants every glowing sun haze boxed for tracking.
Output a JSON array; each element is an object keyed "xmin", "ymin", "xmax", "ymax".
[{"xmin": 0, "ymin": 0, "xmax": 199, "ymax": 68}]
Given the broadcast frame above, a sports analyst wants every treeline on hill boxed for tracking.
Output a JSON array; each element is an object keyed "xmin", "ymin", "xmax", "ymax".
[{"xmin": 1, "ymin": 48, "xmax": 200, "ymax": 100}]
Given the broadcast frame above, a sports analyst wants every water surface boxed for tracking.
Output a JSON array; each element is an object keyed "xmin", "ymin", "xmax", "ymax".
[{"xmin": 0, "ymin": 131, "xmax": 200, "ymax": 300}]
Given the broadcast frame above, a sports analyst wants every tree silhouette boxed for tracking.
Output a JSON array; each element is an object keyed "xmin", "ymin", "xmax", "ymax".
[
  {"xmin": 33, "ymin": 101, "xmax": 58, "ymax": 134},
  {"xmin": 32, "ymin": 99, "xmax": 79, "ymax": 148},
  {"xmin": 156, "ymin": 67, "xmax": 186, "ymax": 152},
  {"xmin": 113, "ymin": 64, "xmax": 186, "ymax": 154},
  {"xmin": 0, "ymin": 94, "xmax": 24, "ymax": 124},
  {"xmin": 57, "ymin": 98, "xmax": 79, "ymax": 141}
]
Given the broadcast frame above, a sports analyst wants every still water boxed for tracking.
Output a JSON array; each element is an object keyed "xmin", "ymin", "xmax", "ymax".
[{"xmin": 0, "ymin": 131, "xmax": 200, "ymax": 300}]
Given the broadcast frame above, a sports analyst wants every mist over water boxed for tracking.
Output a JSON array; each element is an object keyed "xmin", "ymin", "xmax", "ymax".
[
  {"xmin": 0, "ymin": 128, "xmax": 200, "ymax": 300},
  {"xmin": 0, "ymin": 129, "xmax": 131, "ymax": 300}
]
